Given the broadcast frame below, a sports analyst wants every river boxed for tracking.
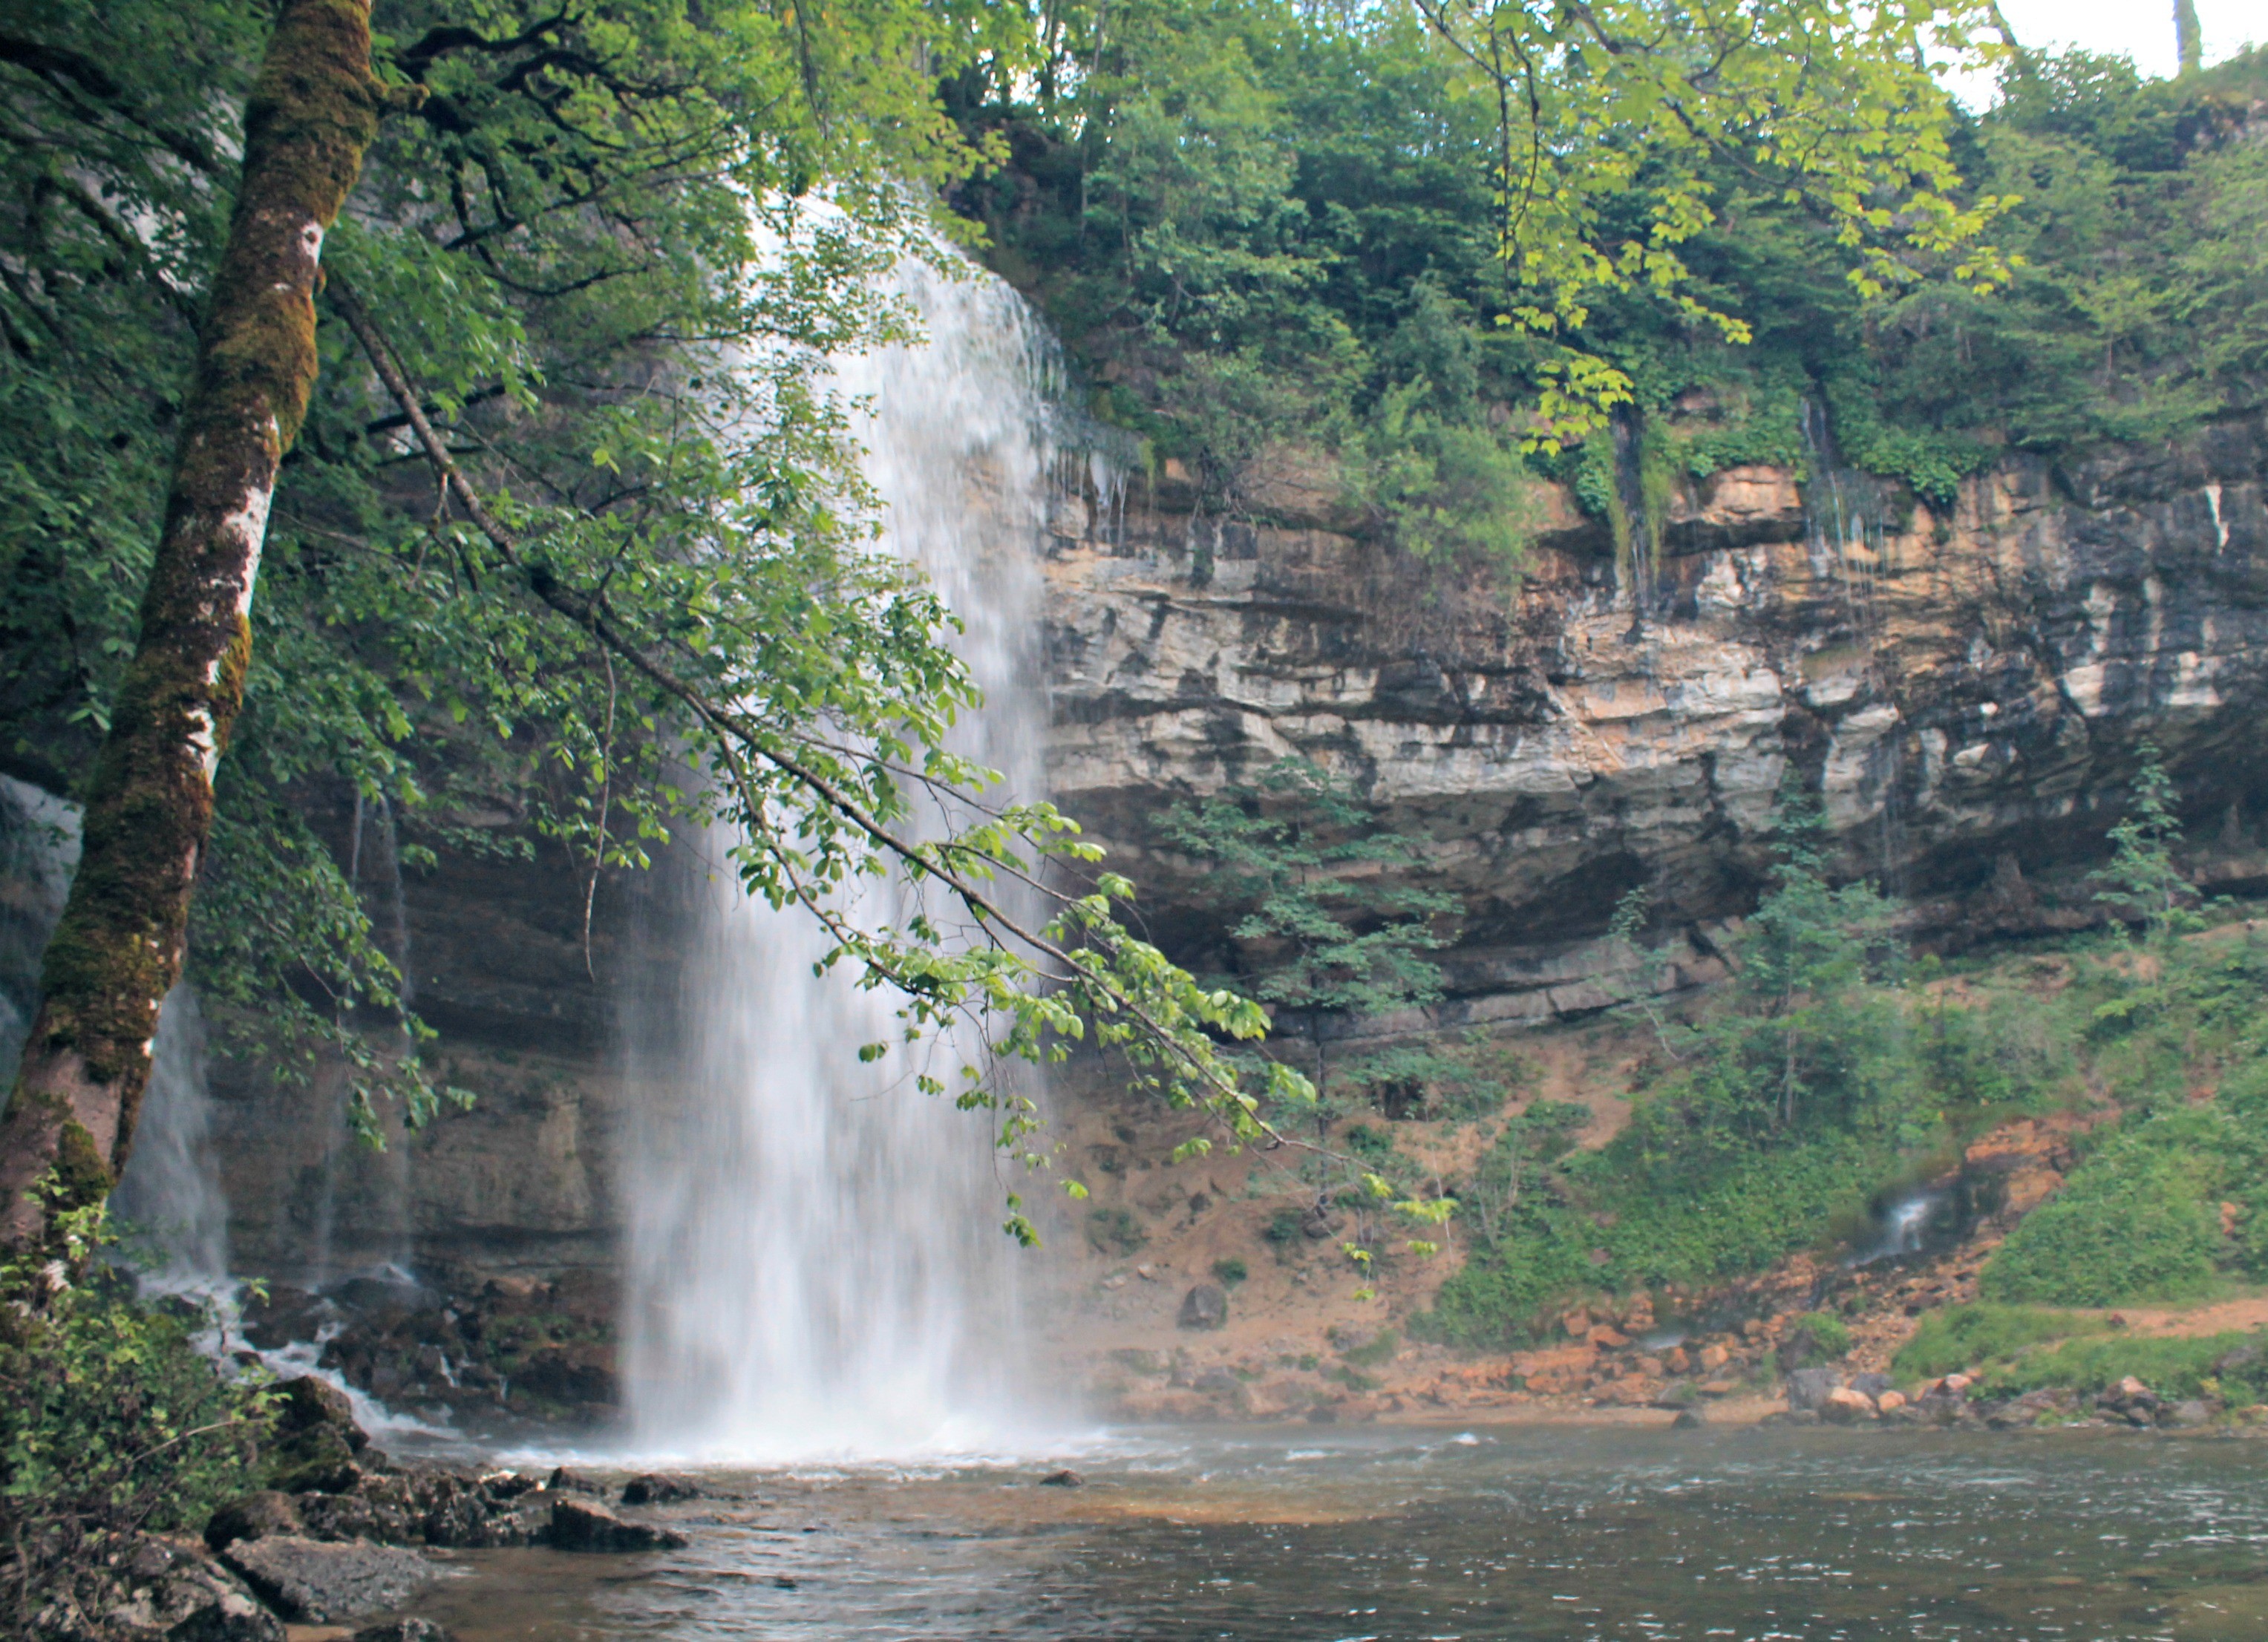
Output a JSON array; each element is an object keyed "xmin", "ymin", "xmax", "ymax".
[{"xmin": 397, "ymin": 1423, "xmax": 2267, "ymax": 1641}]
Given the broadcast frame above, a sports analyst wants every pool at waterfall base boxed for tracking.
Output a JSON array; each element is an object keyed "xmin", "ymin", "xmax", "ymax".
[{"xmin": 391, "ymin": 1423, "xmax": 2267, "ymax": 1640}]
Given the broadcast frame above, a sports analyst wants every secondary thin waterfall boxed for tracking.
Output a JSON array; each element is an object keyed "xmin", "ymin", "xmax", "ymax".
[
  {"xmin": 622, "ymin": 252, "xmax": 1059, "ymax": 1460},
  {"xmin": 0, "ymin": 775, "xmax": 229, "ymax": 1283}
]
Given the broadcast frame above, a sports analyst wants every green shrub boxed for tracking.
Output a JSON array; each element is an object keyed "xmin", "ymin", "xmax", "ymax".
[
  {"xmin": 1085, "ymin": 1207, "xmax": 1148, "ymax": 1256},
  {"xmin": 1981, "ymin": 1111, "xmax": 2241, "ymax": 1306},
  {"xmin": 1211, "ymin": 1256, "xmax": 1249, "ymax": 1286},
  {"xmin": 1791, "ymin": 1312, "xmax": 1851, "ymax": 1358},
  {"xmin": 1982, "ymin": 1329, "xmax": 2268, "ymax": 1403},
  {"xmin": 1890, "ymin": 1303, "xmax": 2111, "ymax": 1383},
  {"xmin": 1, "ymin": 1209, "xmax": 271, "ymax": 1621},
  {"xmin": 1262, "ymin": 1206, "xmax": 1304, "ymax": 1245},
  {"xmin": 1343, "ymin": 1124, "xmax": 1397, "ymax": 1162}
]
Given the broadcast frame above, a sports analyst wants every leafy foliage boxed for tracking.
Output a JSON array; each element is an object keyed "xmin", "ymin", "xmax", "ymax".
[
  {"xmin": 1159, "ymin": 759, "xmax": 1455, "ymax": 1036},
  {"xmin": 960, "ymin": 5, "xmax": 2268, "ymax": 557},
  {"xmin": 1, "ymin": 0, "xmax": 1346, "ymax": 1188},
  {"xmin": 2091, "ymin": 745, "xmax": 2203, "ymax": 946},
  {"xmin": 1981, "ymin": 1111, "xmax": 2234, "ymax": 1306},
  {"xmin": 1431, "ymin": 786, "xmax": 1932, "ymax": 1344},
  {"xmin": 1158, "ymin": 758, "xmax": 1459, "ymax": 1267},
  {"xmin": 0, "ymin": 1206, "xmax": 269, "ymax": 1624}
]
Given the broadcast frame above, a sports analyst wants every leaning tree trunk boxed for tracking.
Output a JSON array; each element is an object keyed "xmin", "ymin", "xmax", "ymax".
[{"xmin": 0, "ymin": 0, "xmax": 405, "ymax": 1247}]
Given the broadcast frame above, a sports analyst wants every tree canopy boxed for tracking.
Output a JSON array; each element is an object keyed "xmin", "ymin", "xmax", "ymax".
[
  {"xmin": 958, "ymin": 5, "xmax": 2268, "ymax": 550},
  {"xmin": 9, "ymin": 0, "xmax": 2249, "ymax": 1214}
]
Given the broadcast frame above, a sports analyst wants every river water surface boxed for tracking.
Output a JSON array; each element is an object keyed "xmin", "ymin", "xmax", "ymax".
[{"xmin": 405, "ymin": 1425, "xmax": 2268, "ymax": 1641}]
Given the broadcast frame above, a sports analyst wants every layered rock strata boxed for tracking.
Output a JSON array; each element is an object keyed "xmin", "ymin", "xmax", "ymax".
[{"xmin": 1043, "ymin": 417, "xmax": 2268, "ymax": 1023}]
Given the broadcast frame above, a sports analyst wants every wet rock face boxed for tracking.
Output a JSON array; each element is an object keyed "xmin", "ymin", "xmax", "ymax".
[
  {"xmin": 238, "ymin": 1275, "xmax": 620, "ymax": 1429},
  {"xmin": 216, "ymin": 1538, "xmax": 434, "ymax": 1626},
  {"xmin": 543, "ymin": 1498, "xmax": 689, "ymax": 1554},
  {"xmin": 1044, "ymin": 417, "xmax": 2268, "ymax": 1016}
]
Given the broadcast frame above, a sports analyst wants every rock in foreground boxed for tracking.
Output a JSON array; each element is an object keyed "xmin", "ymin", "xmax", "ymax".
[
  {"xmin": 543, "ymin": 1498, "xmax": 689, "ymax": 1553},
  {"xmin": 219, "ymin": 1537, "xmax": 435, "ymax": 1624},
  {"xmin": 30, "ymin": 1534, "xmax": 285, "ymax": 1642}
]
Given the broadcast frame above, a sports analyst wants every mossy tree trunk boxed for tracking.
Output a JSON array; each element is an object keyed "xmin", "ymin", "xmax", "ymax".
[
  {"xmin": 2174, "ymin": 0, "xmax": 2203, "ymax": 76},
  {"xmin": 0, "ymin": 0, "xmax": 408, "ymax": 1247}
]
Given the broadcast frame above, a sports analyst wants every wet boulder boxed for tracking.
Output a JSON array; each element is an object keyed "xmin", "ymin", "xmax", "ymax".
[
  {"xmin": 205, "ymin": 1491, "xmax": 304, "ymax": 1552},
  {"xmin": 1915, "ymin": 1387, "xmax": 1974, "ymax": 1425},
  {"xmin": 1177, "ymin": 1283, "xmax": 1229, "ymax": 1331},
  {"xmin": 620, "ymin": 1473, "xmax": 701, "ymax": 1506},
  {"xmin": 543, "ymin": 1497, "xmax": 689, "ymax": 1553},
  {"xmin": 1984, "ymin": 1387, "xmax": 2075, "ymax": 1429},
  {"xmin": 218, "ymin": 1537, "xmax": 435, "ymax": 1626},
  {"xmin": 419, "ymin": 1488, "xmax": 540, "ymax": 1549},
  {"xmin": 1784, "ymin": 1367, "xmax": 1841, "ymax": 1412},
  {"xmin": 349, "ymin": 1623, "xmax": 457, "ymax": 1642},
  {"xmin": 275, "ymin": 1376, "xmax": 368, "ymax": 1451},
  {"xmin": 2094, "ymin": 1375, "xmax": 2161, "ymax": 1426},
  {"xmin": 1820, "ymin": 1387, "xmax": 1877, "ymax": 1423},
  {"xmin": 293, "ymin": 1490, "xmax": 421, "ymax": 1547},
  {"xmin": 263, "ymin": 1377, "xmax": 374, "ymax": 1495}
]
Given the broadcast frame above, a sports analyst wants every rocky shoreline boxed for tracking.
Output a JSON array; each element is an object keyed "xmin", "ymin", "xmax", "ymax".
[{"xmin": 30, "ymin": 1377, "xmax": 689, "ymax": 1642}]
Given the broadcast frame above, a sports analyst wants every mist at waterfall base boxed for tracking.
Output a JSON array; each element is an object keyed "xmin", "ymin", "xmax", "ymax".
[{"xmin": 618, "ymin": 253, "xmax": 1082, "ymax": 1464}]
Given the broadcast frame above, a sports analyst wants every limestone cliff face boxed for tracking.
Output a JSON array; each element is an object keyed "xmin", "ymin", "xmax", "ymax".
[
  {"xmin": 1042, "ymin": 416, "xmax": 2268, "ymax": 1021},
  {"xmin": 172, "ymin": 415, "xmax": 2268, "ymax": 1312}
]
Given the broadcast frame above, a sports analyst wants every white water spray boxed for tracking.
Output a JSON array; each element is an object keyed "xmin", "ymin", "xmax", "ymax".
[
  {"xmin": 1851, "ymin": 1188, "xmax": 1943, "ymax": 1266},
  {"xmin": 622, "ymin": 252, "xmax": 1065, "ymax": 1461},
  {"xmin": 112, "ymin": 987, "xmax": 230, "ymax": 1283}
]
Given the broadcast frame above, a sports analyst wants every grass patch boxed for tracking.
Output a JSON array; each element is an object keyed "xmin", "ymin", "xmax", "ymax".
[
  {"xmin": 1982, "ymin": 1329, "xmax": 2268, "ymax": 1403},
  {"xmin": 1890, "ymin": 1303, "xmax": 2112, "ymax": 1383},
  {"xmin": 1428, "ymin": 1130, "xmax": 1901, "ymax": 1345}
]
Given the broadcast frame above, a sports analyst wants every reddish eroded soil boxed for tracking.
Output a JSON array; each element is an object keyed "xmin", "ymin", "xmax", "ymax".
[{"xmin": 1044, "ymin": 1094, "xmax": 2194, "ymax": 1427}]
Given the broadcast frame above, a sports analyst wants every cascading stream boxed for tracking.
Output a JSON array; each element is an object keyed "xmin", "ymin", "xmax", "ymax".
[{"xmin": 621, "ymin": 252, "xmax": 1065, "ymax": 1462}]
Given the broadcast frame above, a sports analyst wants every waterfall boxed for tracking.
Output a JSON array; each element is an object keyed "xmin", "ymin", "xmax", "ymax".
[
  {"xmin": 0, "ymin": 776, "xmax": 229, "ymax": 1281},
  {"xmin": 621, "ymin": 251, "xmax": 1064, "ymax": 1461},
  {"xmin": 111, "ymin": 988, "xmax": 231, "ymax": 1283}
]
